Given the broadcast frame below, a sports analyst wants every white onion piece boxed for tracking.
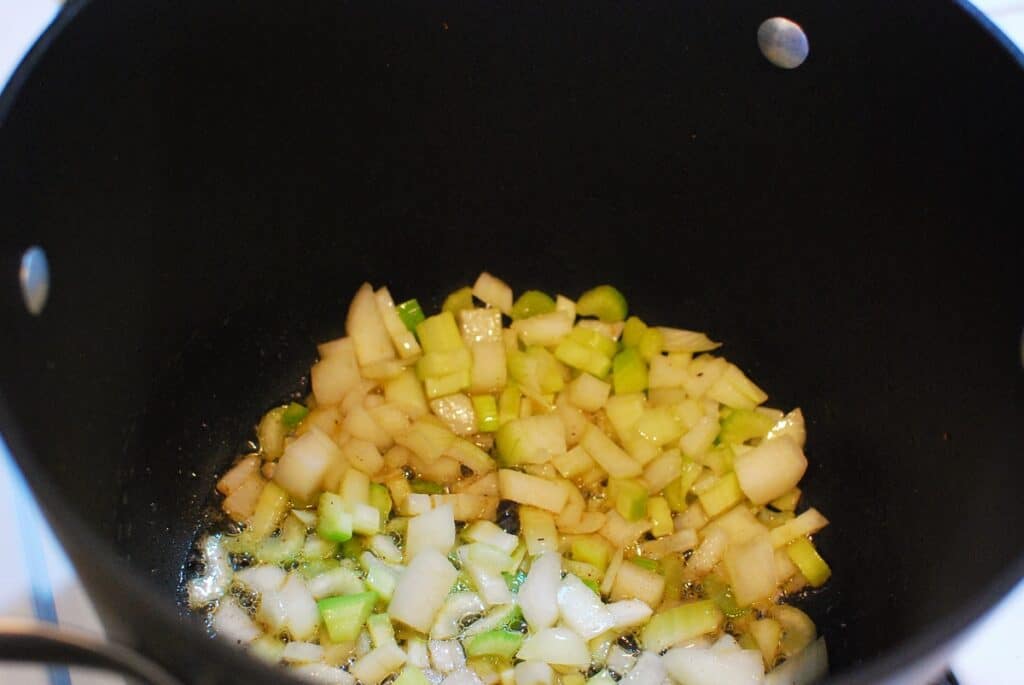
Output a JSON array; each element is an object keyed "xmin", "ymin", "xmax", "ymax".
[
  {"xmin": 518, "ymin": 551, "xmax": 561, "ymax": 631},
  {"xmin": 406, "ymin": 637, "xmax": 431, "ymax": 668},
  {"xmin": 621, "ymin": 651, "xmax": 667, "ymax": 684},
  {"xmin": 308, "ymin": 566, "xmax": 365, "ymax": 600},
  {"xmin": 516, "ymin": 627, "xmax": 591, "ymax": 667},
  {"xmin": 462, "ymin": 520, "xmax": 519, "ymax": 555},
  {"xmin": 290, "ymin": 663, "xmax": 356, "ymax": 684},
  {"xmin": 464, "ymin": 561, "xmax": 513, "ymax": 607},
  {"xmin": 279, "ymin": 572, "xmax": 320, "ymax": 641},
  {"xmin": 733, "ymin": 436, "xmax": 808, "ymax": 505},
  {"xmin": 347, "ymin": 282, "xmax": 397, "ymax": 367},
  {"xmin": 389, "ymin": 548, "xmax": 458, "ymax": 633},
  {"xmin": 605, "ymin": 645, "xmax": 637, "ymax": 676},
  {"xmin": 234, "ymin": 564, "xmax": 287, "ymax": 596},
  {"xmin": 187, "ymin": 535, "xmax": 233, "ymax": 608},
  {"xmin": 441, "ymin": 668, "xmax": 484, "ymax": 685},
  {"xmin": 430, "ymin": 639, "xmax": 467, "ymax": 674},
  {"xmin": 406, "ymin": 505, "xmax": 456, "ymax": 560},
  {"xmin": 430, "ymin": 592, "xmax": 486, "ymax": 639},
  {"xmin": 513, "ymin": 661, "xmax": 554, "ymax": 685},
  {"xmin": 369, "ymin": 534, "xmax": 404, "ymax": 564},
  {"xmin": 765, "ymin": 637, "xmax": 828, "ymax": 685},
  {"xmin": 258, "ymin": 589, "xmax": 288, "ymax": 635},
  {"xmin": 351, "ymin": 642, "xmax": 407, "ymax": 685},
  {"xmin": 662, "ymin": 643, "xmax": 765, "ymax": 685},
  {"xmin": 282, "ymin": 641, "xmax": 325, "ymax": 664},
  {"xmin": 212, "ymin": 597, "xmax": 260, "ymax": 645},
  {"xmin": 556, "ymin": 574, "xmax": 615, "ymax": 639},
  {"xmin": 273, "ymin": 428, "xmax": 342, "ymax": 503},
  {"xmin": 765, "ymin": 408, "xmax": 806, "ymax": 448},
  {"xmin": 607, "ymin": 599, "xmax": 653, "ymax": 630}
]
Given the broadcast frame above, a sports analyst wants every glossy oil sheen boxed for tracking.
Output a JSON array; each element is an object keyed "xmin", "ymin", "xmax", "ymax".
[{"xmin": 0, "ymin": 1, "xmax": 1021, "ymax": 683}]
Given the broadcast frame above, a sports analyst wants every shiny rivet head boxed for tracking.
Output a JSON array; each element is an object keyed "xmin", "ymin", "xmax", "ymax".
[
  {"xmin": 758, "ymin": 17, "xmax": 809, "ymax": 69},
  {"xmin": 19, "ymin": 246, "xmax": 49, "ymax": 316}
]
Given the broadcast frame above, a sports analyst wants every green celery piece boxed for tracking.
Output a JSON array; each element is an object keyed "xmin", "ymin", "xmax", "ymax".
[
  {"xmin": 442, "ymin": 286, "xmax": 474, "ymax": 313},
  {"xmin": 571, "ymin": 536, "xmax": 612, "ymax": 572},
  {"xmin": 702, "ymin": 575, "xmax": 748, "ymax": 619},
  {"xmin": 576, "ymin": 285, "xmax": 628, "ymax": 322},
  {"xmin": 410, "ymin": 479, "xmax": 445, "ymax": 495},
  {"xmin": 340, "ymin": 536, "xmax": 365, "ymax": 560},
  {"xmin": 368, "ymin": 483, "xmax": 393, "ymax": 521},
  {"xmin": 786, "ymin": 537, "xmax": 832, "ymax": 587},
  {"xmin": 612, "ymin": 347, "xmax": 648, "ymax": 394},
  {"xmin": 416, "ymin": 311, "xmax": 465, "ymax": 354},
  {"xmin": 717, "ymin": 408, "xmax": 776, "ymax": 445},
  {"xmin": 503, "ymin": 569, "xmax": 528, "ymax": 593},
  {"xmin": 613, "ymin": 478, "xmax": 649, "ymax": 521},
  {"xmin": 621, "ymin": 316, "xmax": 648, "ymax": 348},
  {"xmin": 637, "ymin": 328, "xmax": 664, "ymax": 361},
  {"xmin": 463, "ymin": 629, "xmax": 524, "ymax": 659},
  {"xmin": 317, "ymin": 591, "xmax": 378, "ymax": 642},
  {"xmin": 472, "ymin": 395, "xmax": 500, "ymax": 433},
  {"xmin": 528, "ymin": 346, "xmax": 565, "ymax": 393},
  {"xmin": 581, "ymin": 578, "xmax": 602, "ymax": 595},
  {"xmin": 280, "ymin": 401, "xmax": 309, "ymax": 428},
  {"xmin": 630, "ymin": 557, "xmax": 662, "ymax": 574},
  {"xmin": 641, "ymin": 599, "xmax": 723, "ymax": 652},
  {"xmin": 256, "ymin": 515, "xmax": 305, "ymax": 564},
  {"xmin": 394, "ymin": 666, "xmax": 432, "ymax": 685},
  {"xmin": 663, "ymin": 459, "xmax": 704, "ymax": 512},
  {"xmin": 317, "ymin": 492, "xmax": 354, "ymax": 543},
  {"xmin": 554, "ymin": 338, "xmax": 612, "ymax": 379},
  {"xmin": 497, "ymin": 384, "xmax": 522, "ymax": 426},
  {"xmin": 396, "ymin": 299, "xmax": 426, "ymax": 334},
  {"xmin": 567, "ymin": 326, "xmax": 618, "ymax": 358},
  {"xmin": 511, "ymin": 290, "xmax": 557, "ymax": 320}
]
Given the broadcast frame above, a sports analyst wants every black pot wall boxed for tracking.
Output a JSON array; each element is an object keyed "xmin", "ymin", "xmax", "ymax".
[{"xmin": 1, "ymin": 1, "xmax": 1022, "ymax": 683}]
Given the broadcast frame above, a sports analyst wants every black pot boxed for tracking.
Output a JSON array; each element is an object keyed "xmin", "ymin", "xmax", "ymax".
[{"xmin": 1, "ymin": 1, "xmax": 1022, "ymax": 683}]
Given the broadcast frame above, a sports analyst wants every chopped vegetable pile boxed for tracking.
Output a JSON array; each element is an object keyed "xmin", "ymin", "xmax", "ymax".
[{"xmin": 186, "ymin": 273, "xmax": 831, "ymax": 685}]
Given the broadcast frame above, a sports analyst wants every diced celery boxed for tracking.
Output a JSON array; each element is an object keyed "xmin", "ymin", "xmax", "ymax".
[
  {"xmin": 701, "ymin": 575, "xmax": 748, "ymax": 619},
  {"xmin": 416, "ymin": 348, "xmax": 472, "ymax": 378},
  {"xmin": 634, "ymin": 407, "xmax": 685, "ymax": 446},
  {"xmin": 567, "ymin": 326, "xmax": 618, "ymax": 358},
  {"xmin": 416, "ymin": 311, "xmax": 465, "ymax": 354},
  {"xmin": 498, "ymin": 384, "xmax": 522, "ymax": 426},
  {"xmin": 317, "ymin": 493, "xmax": 354, "ymax": 543},
  {"xmin": 718, "ymin": 408, "xmax": 775, "ymax": 445},
  {"xmin": 317, "ymin": 591, "xmax": 378, "ymax": 642},
  {"xmin": 425, "ymin": 369, "xmax": 471, "ymax": 399},
  {"xmin": 630, "ymin": 557, "xmax": 661, "ymax": 574},
  {"xmin": 256, "ymin": 514, "xmax": 306, "ymax": 564},
  {"xmin": 512, "ymin": 290, "xmax": 557, "ymax": 320},
  {"xmin": 648, "ymin": 496, "xmax": 673, "ymax": 537},
  {"xmin": 362, "ymin": 553, "xmax": 399, "ymax": 600},
  {"xmin": 369, "ymin": 483, "xmax": 393, "ymax": 522},
  {"xmin": 641, "ymin": 600, "xmax": 724, "ymax": 652},
  {"xmin": 612, "ymin": 478, "xmax": 648, "ymax": 522},
  {"xmin": 637, "ymin": 328, "xmax": 664, "ymax": 361},
  {"xmin": 249, "ymin": 481, "xmax": 290, "ymax": 539},
  {"xmin": 604, "ymin": 393, "xmax": 645, "ymax": 435},
  {"xmin": 612, "ymin": 348, "xmax": 648, "ymax": 394},
  {"xmin": 554, "ymin": 338, "xmax": 612, "ymax": 379},
  {"xmin": 394, "ymin": 666, "xmax": 432, "ymax": 685},
  {"xmin": 464, "ymin": 629, "xmax": 525, "ymax": 659},
  {"xmin": 410, "ymin": 479, "xmax": 445, "ymax": 495},
  {"xmin": 367, "ymin": 612, "xmax": 395, "ymax": 647},
  {"xmin": 571, "ymin": 535, "xmax": 613, "ymax": 572},
  {"xmin": 697, "ymin": 472, "xmax": 745, "ymax": 518},
  {"xmin": 443, "ymin": 286, "xmax": 475, "ymax": 313},
  {"xmin": 621, "ymin": 316, "xmax": 648, "ymax": 348},
  {"xmin": 472, "ymin": 395, "xmax": 500, "ymax": 432},
  {"xmin": 576, "ymin": 285, "xmax": 628, "ymax": 322},
  {"xmin": 340, "ymin": 536, "xmax": 364, "ymax": 560},
  {"xmin": 509, "ymin": 347, "xmax": 565, "ymax": 394},
  {"xmin": 661, "ymin": 555, "xmax": 686, "ymax": 603},
  {"xmin": 771, "ymin": 487, "xmax": 802, "ymax": 512},
  {"xmin": 786, "ymin": 537, "xmax": 832, "ymax": 587},
  {"xmin": 281, "ymin": 402, "xmax": 309, "ymax": 429},
  {"xmin": 396, "ymin": 299, "xmax": 426, "ymax": 333}
]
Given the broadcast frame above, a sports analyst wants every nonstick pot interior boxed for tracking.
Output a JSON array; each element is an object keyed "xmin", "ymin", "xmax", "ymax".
[{"xmin": 1, "ymin": 1, "xmax": 1022, "ymax": 683}]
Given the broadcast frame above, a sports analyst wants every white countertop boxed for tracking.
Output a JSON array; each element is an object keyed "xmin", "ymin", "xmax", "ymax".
[{"xmin": 1, "ymin": 2, "xmax": 1023, "ymax": 683}]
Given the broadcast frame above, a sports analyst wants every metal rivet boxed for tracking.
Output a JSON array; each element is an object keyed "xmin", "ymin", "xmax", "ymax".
[
  {"xmin": 19, "ymin": 246, "xmax": 49, "ymax": 316},
  {"xmin": 758, "ymin": 17, "xmax": 809, "ymax": 69}
]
